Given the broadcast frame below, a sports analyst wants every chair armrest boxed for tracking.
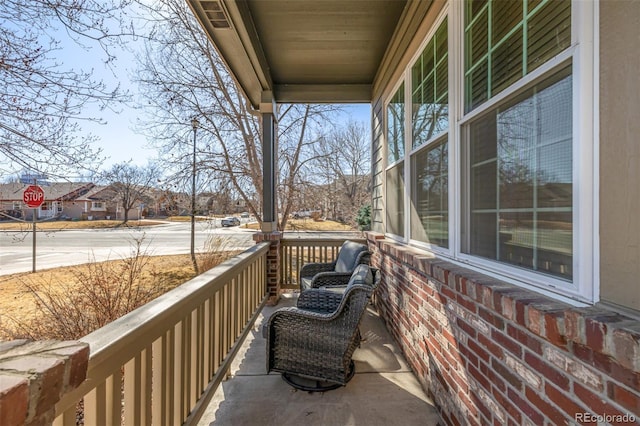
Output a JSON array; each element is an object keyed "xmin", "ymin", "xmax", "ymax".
[
  {"xmin": 297, "ymin": 289, "xmax": 344, "ymax": 313},
  {"xmin": 300, "ymin": 261, "xmax": 336, "ymax": 278},
  {"xmin": 310, "ymin": 272, "xmax": 353, "ymax": 288},
  {"xmin": 356, "ymin": 251, "xmax": 372, "ymax": 266}
]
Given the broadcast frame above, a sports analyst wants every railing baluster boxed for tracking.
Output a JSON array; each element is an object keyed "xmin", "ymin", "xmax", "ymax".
[
  {"xmin": 214, "ymin": 291, "xmax": 221, "ymax": 371},
  {"xmin": 84, "ymin": 382, "xmax": 103, "ymax": 425},
  {"xmin": 172, "ymin": 321, "xmax": 182, "ymax": 426},
  {"xmin": 151, "ymin": 335, "xmax": 166, "ymax": 426},
  {"xmin": 190, "ymin": 309, "xmax": 199, "ymax": 407},
  {"xmin": 124, "ymin": 353, "xmax": 141, "ymax": 426},
  {"xmin": 181, "ymin": 316, "xmax": 189, "ymax": 421},
  {"xmin": 167, "ymin": 326, "xmax": 175, "ymax": 424},
  {"xmin": 52, "ymin": 404, "xmax": 76, "ymax": 426}
]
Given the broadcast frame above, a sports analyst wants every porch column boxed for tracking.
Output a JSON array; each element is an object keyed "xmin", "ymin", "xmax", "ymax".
[{"xmin": 253, "ymin": 91, "xmax": 281, "ymax": 304}]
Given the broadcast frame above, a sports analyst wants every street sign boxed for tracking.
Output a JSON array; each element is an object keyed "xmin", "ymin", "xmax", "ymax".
[{"xmin": 23, "ymin": 185, "xmax": 45, "ymax": 208}]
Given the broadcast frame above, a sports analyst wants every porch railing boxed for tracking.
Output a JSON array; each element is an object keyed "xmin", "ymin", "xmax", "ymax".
[
  {"xmin": 53, "ymin": 242, "xmax": 270, "ymax": 426},
  {"xmin": 280, "ymin": 236, "xmax": 365, "ymax": 289}
]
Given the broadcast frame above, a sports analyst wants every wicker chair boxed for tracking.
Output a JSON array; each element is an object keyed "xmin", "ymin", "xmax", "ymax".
[
  {"xmin": 265, "ymin": 265, "xmax": 379, "ymax": 391},
  {"xmin": 299, "ymin": 240, "xmax": 371, "ymax": 291}
]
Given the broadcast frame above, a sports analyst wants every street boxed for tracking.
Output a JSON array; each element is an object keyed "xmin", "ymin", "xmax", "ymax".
[{"xmin": 0, "ymin": 221, "xmax": 257, "ymax": 275}]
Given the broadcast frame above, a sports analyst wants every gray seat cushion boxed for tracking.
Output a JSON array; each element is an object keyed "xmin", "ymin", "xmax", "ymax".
[
  {"xmin": 300, "ymin": 276, "xmax": 313, "ymax": 290},
  {"xmin": 334, "ymin": 241, "xmax": 369, "ymax": 273},
  {"xmin": 348, "ymin": 264, "xmax": 374, "ymax": 287}
]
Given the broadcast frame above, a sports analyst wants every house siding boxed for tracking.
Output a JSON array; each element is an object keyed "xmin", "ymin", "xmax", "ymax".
[
  {"xmin": 599, "ymin": 0, "xmax": 640, "ymax": 311},
  {"xmin": 371, "ymin": 99, "xmax": 384, "ymax": 233},
  {"xmin": 367, "ymin": 233, "xmax": 640, "ymax": 425}
]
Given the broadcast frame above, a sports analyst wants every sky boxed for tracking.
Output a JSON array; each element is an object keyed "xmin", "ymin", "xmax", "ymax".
[{"xmin": 61, "ymin": 32, "xmax": 372, "ymax": 170}]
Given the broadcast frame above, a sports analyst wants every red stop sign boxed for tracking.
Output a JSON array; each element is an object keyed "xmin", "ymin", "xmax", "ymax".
[{"xmin": 23, "ymin": 185, "xmax": 45, "ymax": 208}]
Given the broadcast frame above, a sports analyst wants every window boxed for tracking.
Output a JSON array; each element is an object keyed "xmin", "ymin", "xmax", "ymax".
[
  {"xmin": 412, "ymin": 19, "xmax": 448, "ymax": 149},
  {"xmin": 386, "ymin": 84, "xmax": 406, "ymax": 237},
  {"xmin": 92, "ymin": 201, "xmax": 105, "ymax": 211},
  {"xmin": 386, "ymin": 163, "xmax": 405, "ymax": 237},
  {"xmin": 464, "ymin": 0, "xmax": 571, "ymax": 112},
  {"xmin": 462, "ymin": 68, "xmax": 572, "ymax": 280},
  {"xmin": 387, "ymin": 84, "xmax": 405, "ymax": 165},
  {"xmin": 12, "ymin": 202, "xmax": 22, "ymax": 210},
  {"xmin": 381, "ymin": 0, "xmax": 597, "ymax": 301},
  {"xmin": 411, "ymin": 139, "xmax": 448, "ymax": 247},
  {"xmin": 410, "ymin": 18, "xmax": 449, "ymax": 248}
]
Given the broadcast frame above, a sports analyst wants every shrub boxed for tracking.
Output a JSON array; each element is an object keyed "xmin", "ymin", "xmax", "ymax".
[
  {"xmin": 3, "ymin": 237, "xmax": 163, "ymax": 340},
  {"xmin": 355, "ymin": 204, "xmax": 371, "ymax": 231},
  {"xmin": 197, "ymin": 235, "xmax": 238, "ymax": 272}
]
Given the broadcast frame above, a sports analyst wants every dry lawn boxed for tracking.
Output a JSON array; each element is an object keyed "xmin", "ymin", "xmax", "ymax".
[
  {"xmin": 0, "ymin": 254, "xmax": 208, "ymax": 341},
  {"xmin": 243, "ymin": 218, "xmax": 356, "ymax": 231}
]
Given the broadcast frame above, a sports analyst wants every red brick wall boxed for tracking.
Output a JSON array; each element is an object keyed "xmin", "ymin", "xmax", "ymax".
[
  {"xmin": 0, "ymin": 340, "xmax": 88, "ymax": 426},
  {"xmin": 366, "ymin": 233, "xmax": 640, "ymax": 426},
  {"xmin": 253, "ymin": 232, "xmax": 281, "ymax": 302}
]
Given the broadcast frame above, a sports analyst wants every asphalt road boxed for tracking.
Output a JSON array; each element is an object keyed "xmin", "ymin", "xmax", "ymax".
[{"xmin": 0, "ymin": 221, "xmax": 257, "ymax": 275}]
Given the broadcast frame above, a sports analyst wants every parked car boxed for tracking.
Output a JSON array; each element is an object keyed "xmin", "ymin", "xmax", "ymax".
[
  {"xmin": 221, "ymin": 216, "xmax": 240, "ymax": 227},
  {"xmin": 240, "ymin": 212, "xmax": 250, "ymax": 218}
]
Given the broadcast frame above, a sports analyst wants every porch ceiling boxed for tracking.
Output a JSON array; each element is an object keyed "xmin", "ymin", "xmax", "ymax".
[{"xmin": 187, "ymin": 0, "xmax": 409, "ymax": 108}]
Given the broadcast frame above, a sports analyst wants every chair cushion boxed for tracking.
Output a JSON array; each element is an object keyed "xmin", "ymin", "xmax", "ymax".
[
  {"xmin": 334, "ymin": 241, "xmax": 368, "ymax": 273},
  {"xmin": 300, "ymin": 276, "xmax": 313, "ymax": 290},
  {"xmin": 347, "ymin": 264, "xmax": 374, "ymax": 287}
]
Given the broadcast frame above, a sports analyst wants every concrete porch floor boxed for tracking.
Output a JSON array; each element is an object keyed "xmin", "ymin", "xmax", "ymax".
[{"xmin": 197, "ymin": 294, "xmax": 442, "ymax": 426}]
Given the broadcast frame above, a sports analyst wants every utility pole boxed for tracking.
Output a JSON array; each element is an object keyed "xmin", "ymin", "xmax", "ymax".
[{"xmin": 191, "ymin": 117, "xmax": 200, "ymax": 275}]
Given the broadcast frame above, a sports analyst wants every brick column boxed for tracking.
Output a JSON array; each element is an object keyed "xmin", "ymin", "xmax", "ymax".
[
  {"xmin": 254, "ymin": 231, "xmax": 282, "ymax": 305},
  {"xmin": 0, "ymin": 340, "xmax": 89, "ymax": 426}
]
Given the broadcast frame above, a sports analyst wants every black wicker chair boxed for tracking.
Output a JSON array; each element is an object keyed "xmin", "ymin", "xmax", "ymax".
[
  {"xmin": 299, "ymin": 240, "xmax": 371, "ymax": 291},
  {"xmin": 265, "ymin": 265, "xmax": 380, "ymax": 391}
]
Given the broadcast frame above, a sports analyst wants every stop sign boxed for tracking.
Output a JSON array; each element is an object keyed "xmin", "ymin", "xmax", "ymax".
[{"xmin": 23, "ymin": 185, "xmax": 45, "ymax": 208}]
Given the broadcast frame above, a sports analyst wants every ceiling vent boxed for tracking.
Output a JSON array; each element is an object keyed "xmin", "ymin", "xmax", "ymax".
[{"xmin": 200, "ymin": 1, "xmax": 231, "ymax": 29}]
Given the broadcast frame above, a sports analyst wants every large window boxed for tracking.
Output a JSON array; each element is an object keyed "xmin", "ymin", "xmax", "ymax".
[
  {"xmin": 410, "ymin": 18, "xmax": 449, "ymax": 248},
  {"xmin": 464, "ymin": 0, "xmax": 571, "ymax": 112},
  {"xmin": 463, "ymin": 68, "xmax": 572, "ymax": 280},
  {"xmin": 381, "ymin": 0, "xmax": 596, "ymax": 300}
]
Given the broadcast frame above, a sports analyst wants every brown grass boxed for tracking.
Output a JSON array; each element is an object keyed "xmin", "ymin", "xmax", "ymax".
[
  {"xmin": 0, "ymin": 254, "xmax": 193, "ymax": 340},
  {"xmin": 243, "ymin": 219, "xmax": 355, "ymax": 232},
  {"xmin": 0, "ymin": 244, "xmax": 239, "ymax": 340}
]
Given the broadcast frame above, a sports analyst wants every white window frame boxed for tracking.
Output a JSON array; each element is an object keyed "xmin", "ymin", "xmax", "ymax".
[
  {"xmin": 383, "ymin": 78, "xmax": 407, "ymax": 242},
  {"xmin": 407, "ymin": 7, "xmax": 452, "ymax": 256},
  {"xmin": 381, "ymin": 0, "xmax": 598, "ymax": 304},
  {"xmin": 91, "ymin": 201, "xmax": 106, "ymax": 211}
]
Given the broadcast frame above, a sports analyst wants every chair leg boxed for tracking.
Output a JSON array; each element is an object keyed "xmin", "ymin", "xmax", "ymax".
[{"xmin": 281, "ymin": 361, "xmax": 355, "ymax": 392}]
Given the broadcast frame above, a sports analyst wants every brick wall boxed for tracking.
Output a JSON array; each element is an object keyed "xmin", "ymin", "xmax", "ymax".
[
  {"xmin": 0, "ymin": 340, "xmax": 89, "ymax": 426},
  {"xmin": 366, "ymin": 233, "xmax": 640, "ymax": 426},
  {"xmin": 253, "ymin": 231, "xmax": 281, "ymax": 303}
]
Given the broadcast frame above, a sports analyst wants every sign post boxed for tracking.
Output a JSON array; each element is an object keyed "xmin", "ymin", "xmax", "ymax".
[{"xmin": 23, "ymin": 184, "xmax": 45, "ymax": 273}]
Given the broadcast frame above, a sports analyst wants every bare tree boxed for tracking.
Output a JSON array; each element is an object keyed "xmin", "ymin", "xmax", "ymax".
[
  {"xmin": 102, "ymin": 162, "xmax": 160, "ymax": 224},
  {"xmin": 312, "ymin": 120, "xmax": 371, "ymax": 224},
  {"xmin": 0, "ymin": 0, "xmax": 138, "ymax": 176},
  {"xmin": 133, "ymin": 0, "xmax": 338, "ymax": 230}
]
